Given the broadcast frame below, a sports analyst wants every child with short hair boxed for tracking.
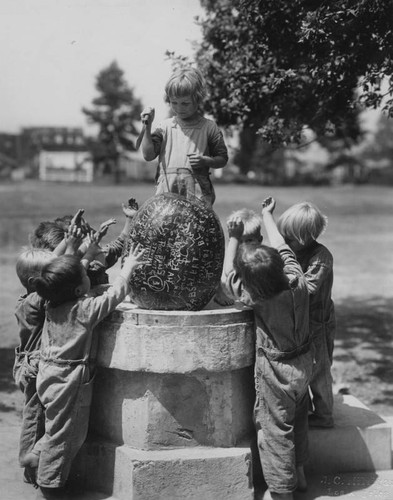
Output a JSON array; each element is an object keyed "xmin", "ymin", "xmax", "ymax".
[
  {"xmin": 14, "ymin": 220, "xmax": 89, "ymax": 486},
  {"xmin": 214, "ymin": 208, "xmax": 263, "ymax": 306},
  {"xmin": 277, "ymin": 201, "xmax": 336, "ymax": 428},
  {"xmin": 14, "ymin": 248, "xmax": 56, "ymax": 485},
  {"xmin": 24, "ymin": 241, "xmax": 147, "ymax": 499},
  {"xmin": 141, "ymin": 67, "xmax": 228, "ymax": 207},
  {"xmin": 29, "ymin": 221, "xmax": 65, "ymax": 250},
  {"xmin": 224, "ymin": 197, "xmax": 313, "ymax": 500},
  {"xmin": 30, "ymin": 200, "xmax": 139, "ymax": 288}
]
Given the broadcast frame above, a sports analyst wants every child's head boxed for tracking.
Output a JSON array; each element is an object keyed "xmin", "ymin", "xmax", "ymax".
[
  {"xmin": 16, "ymin": 248, "xmax": 55, "ymax": 293},
  {"xmin": 54, "ymin": 215, "xmax": 73, "ymax": 231},
  {"xmin": 34, "ymin": 255, "xmax": 90, "ymax": 306},
  {"xmin": 29, "ymin": 221, "xmax": 65, "ymax": 250},
  {"xmin": 227, "ymin": 209, "xmax": 263, "ymax": 244},
  {"xmin": 234, "ymin": 242, "xmax": 289, "ymax": 302},
  {"xmin": 277, "ymin": 202, "xmax": 328, "ymax": 250},
  {"xmin": 164, "ymin": 67, "xmax": 206, "ymax": 107}
]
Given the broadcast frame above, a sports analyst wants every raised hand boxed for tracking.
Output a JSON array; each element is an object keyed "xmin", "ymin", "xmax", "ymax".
[
  {"xmin": 261, "ymin": 197, "xmax": 276, "ymax": 215},
  {"xmin": 122, "ymin": 198, "xmax": 139, "ymax": 219},
  {"xmin": 96, "ymin": 218, "xmax": 117, "ymax": 240},
  {"xmin": 227, "ymin": 217, "xmax": 244, "ymax": 239},
  {"xmin": 122, "ymin": 243, "xmax": 149, "ymax": 275},
  {"xmin": 64, "ymin": 225, "xmax": 84, "ymax": 255}
]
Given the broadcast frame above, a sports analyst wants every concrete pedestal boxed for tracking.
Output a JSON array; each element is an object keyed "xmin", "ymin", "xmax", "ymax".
[
  {"xmin": 71, "ymin": 302, "xmax": 392, "ymax": 499},
  {"xmin": 73, "ymin": 302, "xmax": 256, "ymax": 499}
]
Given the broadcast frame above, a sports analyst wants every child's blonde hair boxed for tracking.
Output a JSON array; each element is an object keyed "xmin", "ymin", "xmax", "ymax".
[
  {"xmin": 164, "ymin": 67, "xmax": 206, "ymax": 105},
  {"xmin": 227, "ymin": 208, "xmax": 263, "ymax": 240},
  {"xmin": 277, "ymin": 202, "xmax": 328, "ymax": 245},
  {"xmin": 16, "ymin": 248, "xmax": 54, "ymax": 291}
]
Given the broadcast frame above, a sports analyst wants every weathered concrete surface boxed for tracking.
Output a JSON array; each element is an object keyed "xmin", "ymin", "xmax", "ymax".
[
  {"xmin": 307, "ymin": 394, "xmax": 392, "ymax": 473},
  {"xmin": 94, "ymin": 303, "xmax": 255, "ymax": 373},
  {"xmin": 74, "ymin": 439, "xmax": 254, "ymax": 500},
  {"xmin": 90, "ymin": 366, "xmax": 255, "ymax": 449},
  {"xmin": 90, "ymin": 304, "xmax": 256, "ymax": 449}
]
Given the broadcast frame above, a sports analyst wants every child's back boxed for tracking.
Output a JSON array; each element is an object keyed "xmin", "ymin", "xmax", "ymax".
[
  {"xmin": 278, "ymin": 202, "xmax": 336, "ymax": 429},
  {"xmin": 223, "ymin": 198, "xmax": 313, "ymax": 499},
  {"xmin": 30, "ymin": 245, "xmax": 146, "ymax": 497}
]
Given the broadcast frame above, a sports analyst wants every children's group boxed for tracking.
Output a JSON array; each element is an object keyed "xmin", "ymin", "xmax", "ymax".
[{"xmin": 13, "ymin": 66, "xmax": 335, "ymax": 500}]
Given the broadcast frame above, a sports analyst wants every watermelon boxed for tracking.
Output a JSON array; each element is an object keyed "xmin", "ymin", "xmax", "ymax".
[{"xmin": 123, "ymin": 193, "xmax": 224, "ymax": 310}]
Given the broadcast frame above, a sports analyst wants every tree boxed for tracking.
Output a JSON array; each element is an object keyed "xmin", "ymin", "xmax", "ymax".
[
  {"xmin": 83, "ymin": 61, "xmax": 143, "ymax": 183},
  {"xmin": 191, "ymin": 0, "xmax": 393, "ymax": 163}
]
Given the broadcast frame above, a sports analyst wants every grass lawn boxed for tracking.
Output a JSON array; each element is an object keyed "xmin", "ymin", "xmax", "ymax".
[{"xmin": 1, "ymin": 180, "xmax": 393, "ymax": 416}]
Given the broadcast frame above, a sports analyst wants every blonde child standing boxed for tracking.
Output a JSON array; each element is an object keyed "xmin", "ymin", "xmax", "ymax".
[
  {"xmin": 278, "ymin": 201, "xmax": 336, "ymax": 428},
  {"xmin": 224, "ymin": 197, "xmax": 312, "ymax": 500},
  {"xmin": 140, "ymin": 67, "xmax": 228, "ymax": 207}
]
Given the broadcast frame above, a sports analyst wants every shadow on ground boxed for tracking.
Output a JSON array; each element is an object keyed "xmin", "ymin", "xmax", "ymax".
[
  {"xmin": 334, "ymin": 295, "xmax": 393, "ymax": 415},
  {"xmin": 0, "ymin": 347, "xmax": 22, "ymax": 414}
]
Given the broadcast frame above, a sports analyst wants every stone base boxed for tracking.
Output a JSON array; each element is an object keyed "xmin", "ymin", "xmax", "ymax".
[
  {"xmin": 72, "ymin": 439, "xmax": 254, "ymax": 500},
  {"xmin": 306, "ymin": 394, "xmax": 392, "ymax": 473}
]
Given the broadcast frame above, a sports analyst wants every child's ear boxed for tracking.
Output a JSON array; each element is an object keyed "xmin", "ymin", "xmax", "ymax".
[
  {"xmin": 27, "ymin": 277, "xmax": 36, "ymax": 291},
  {"xmin": 74, "ymin": 285, "xmax": 84, "ymax": 297}
]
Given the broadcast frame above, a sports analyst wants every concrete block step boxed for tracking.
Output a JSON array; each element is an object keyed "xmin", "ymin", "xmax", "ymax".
[
  {"xmin": 73, "ymin": 440, "xmax": 253, "ymax": 500},
  {"xmin": 306, "ymin": 394, "xmax": 392, "ymax": 473}
]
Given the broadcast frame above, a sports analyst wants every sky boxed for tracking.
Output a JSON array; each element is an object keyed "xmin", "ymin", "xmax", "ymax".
[{"xmin": 0, "ymin": 0, "xmax": 204, "ymax": 135}]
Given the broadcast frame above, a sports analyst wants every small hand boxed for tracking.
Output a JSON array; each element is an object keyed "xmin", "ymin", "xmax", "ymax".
[
  {"xmin": 141, "ymin": 106, "xmax": 155, "ymax": 125},
  {"xmin": 187, "ymin": 153, "xmax": 206, "ymax": 170},
  {"xmin": 71, "ymin": 208, "xmax": 84, "ymax": 227},
  {"xmin": 261, "ymin": 197, "xmax": 276, "ymax": 215},
  {"xmin": 123, "ymin": 243, "xmax": 149, "ymax": 272},
  {"xmin": 97, "ymin": 218, "xmax": 117, "ymax": 239},
  {"xmin": 122, "ymin": 198, "xmax": 139, "ymax": 219},
  {"xmin": 227, "ymin": 217, "xmax": 244, "ymax": 239},
  {"xmin": 65, "ymin": 226, "xmax": 84, "ymax": 255}
]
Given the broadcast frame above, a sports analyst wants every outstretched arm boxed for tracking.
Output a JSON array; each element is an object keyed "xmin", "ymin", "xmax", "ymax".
[
  {"xmin": 120, "ymin": 198, "xmax": 139, "ymax": 237},
  {"xmin": 223, "ymin": 217, "xmax": 244, "ymax": 277},
  {"xmin": 261, "ymin": 197, "xmax": 285, "ymax": 249}
]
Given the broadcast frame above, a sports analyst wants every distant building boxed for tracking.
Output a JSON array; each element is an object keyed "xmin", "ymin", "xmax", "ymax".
[{"xmin": 20, "ymin": 127, "xmax": 93, "ymax": 182}]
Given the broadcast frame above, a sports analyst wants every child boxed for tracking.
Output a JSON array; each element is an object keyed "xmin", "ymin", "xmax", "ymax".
[
  {"xmin": 29, "ymin": 221, "xmax": 65, "ymax": 250},
  {"xmin": 24, "ymin": 241, "xmax": 147, "ymax": 499},
  {"xmin": 140, "ymin": 67, "xmax": 228, "ymax": 207},
  {"xmin": 223, "ymin": 197, "xmax": 313, "ymax": 500},
  {"xmin": 85, "ymin": 198, "xmax": 139, "ymax": 286},
  {"xmin": 277, "ymin": 201, "xmax": 336, "ymax": 428},
  {"xmin": 31, "ymin": 199, "xmax": 139, "ymax": 287},
  {"xmin": 14, "ymin": 248, "xmax": 57, "ymax": 485},
  {"xmin": 214, "ymin": 208, "xmax": 263, "ymax": 306}
]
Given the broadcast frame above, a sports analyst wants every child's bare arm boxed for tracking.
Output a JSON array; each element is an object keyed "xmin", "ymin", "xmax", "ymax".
[
  {"xmin": 120, "ymin": 198, "xmax": 139, "ymax": 236},
  {"xmin": 223, "ymin": 217, "xmax": 244, "ymax": 277},
  {"xmin": 261, "ymin": 197, "xmax": 286, "ymax": 248},
  {"xmin": 97, "ymin": 218, "xmax": 117, "ymax": 241},
  {"xmin": 80, "ymin": 231, "xmax": 102, "ymax": 269},
  {"xmin": 52, "ymin": 235, "xmax": 67, "ymax": 256},
  {"xmin": 188, "ymin": 154, "xmax": 227, "ymax": 170}
]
